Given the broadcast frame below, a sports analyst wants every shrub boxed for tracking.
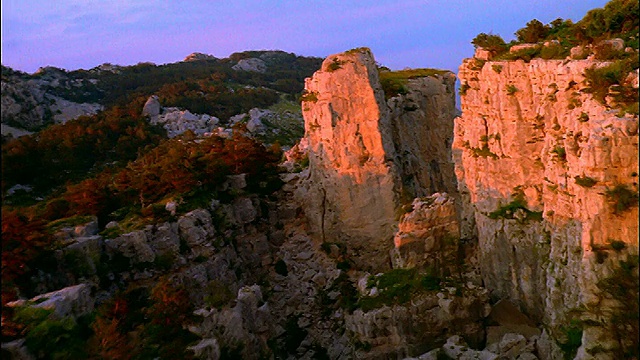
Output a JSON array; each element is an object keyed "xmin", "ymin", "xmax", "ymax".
[
  {"xmin": 605, "ymin": 184, "xmax": 639, "ymax": 214},
  {"xmin": 299, "ymin": 91, "xmax": 318, "ymax": 103},
  {"xmin": 326, "ymin": 58, "xmax": 344, "ymax": 72},
  {"xmin": 204, "ymin": 280, "xmax": 234, "ymax": 308},
  {"xmin": 506, "ymin": 85, "xmax": 518, "ymax": 95},
  {"xmin": 557, "ymin": 319, "xmax": 583, "ymax": 360},
  {"xmin": 551, "ymin": 146, "xmax": 567, "ymax": 162},
  {"xmin": 488, "ymin": 190, "xmax": 543, "ymax": 221},
  {"xmin": 470, "ymin": 144, "xmax": 499, "ymax": 159},
  {"xmin": 540, "ymin": 44, "xmax": 569, "ymax": 59},
  {"xmin": 608, "ymin": 239, "xmax": 627, "ymax": 251},
  {"xmin": 574, "ymin": 175, "xmax": 598, "ymax": 187},
  {"xmin": 491, "ymin": 64, "xmax": 503, "ymax": 73},
  {"xmin": 515, "ymin": 19, "xmax": 550, "ymax": 43},
  {"xmin": 459, "ymin": 83, "xmax": 471, "ymax": 96},
  {"xmin": 578, "ymin": 112, "xmax": 590, "ymax": 122},
  {"xmin": 471, "ymin": 33, "xmax": 508, "ymax": 55},
  {"xmin": 584, "ymin": 57, "xmax": 638, "ymax": 107},
  {"xmin": 358, "ymin": 268, "xmax": 441, "ymax": 311}
]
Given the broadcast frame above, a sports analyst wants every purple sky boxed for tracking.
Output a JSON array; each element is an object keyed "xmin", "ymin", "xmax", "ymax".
[{"xmin": 2, "ymin": 0, "xmax": 609, "ymax": 74}]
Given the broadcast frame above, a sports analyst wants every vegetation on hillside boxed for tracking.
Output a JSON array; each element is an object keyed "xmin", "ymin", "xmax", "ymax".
[{"xmin": 472, "ymin": 0, "xmax": 639, "ymax": 59}]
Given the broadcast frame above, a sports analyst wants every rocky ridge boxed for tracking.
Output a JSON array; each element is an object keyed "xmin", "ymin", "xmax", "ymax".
[{"xmin": 1, "ymin": 67, "xmax": 102, "ymax": 134}]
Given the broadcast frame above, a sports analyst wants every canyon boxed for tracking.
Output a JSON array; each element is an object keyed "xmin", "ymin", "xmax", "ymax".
[{"xmin": 2, "ymin": 42, "xmax": 638, "ymax": 360}]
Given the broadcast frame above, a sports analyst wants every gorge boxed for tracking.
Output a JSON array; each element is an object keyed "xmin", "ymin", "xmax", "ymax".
[{"xmin": 2, "ymin": 4, "xmax": 638, "ymax": 360}]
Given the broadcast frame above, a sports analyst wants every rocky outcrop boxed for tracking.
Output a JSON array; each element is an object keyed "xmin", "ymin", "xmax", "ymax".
[
  {"xmin": 347, "ymin": 285, "xmax": 490, "ymax": 359},
  {"xmin": 1, "ymin": 67, "xmax": 102, "ymax": 132},
  {"xmin": 454, "ymin": 55, "xmax": 639, "ymax": 357},
  {"xmin": 183, "ymin": 52, "xmax": 217, "ymax": 62},
  {"xmin": 298, "ymin": 48, "xmax": 458, "ymax": 272},
  {"xmin": 233, "ymin": 58, "xmax": 267, "ymax": 73},
  {"xmin": 142, "ymin": 95, "xmax": 220, "ymax": 137},
  {"xmin": 391, "ymin": 193, "xmax": 459, "ymax": 275}
]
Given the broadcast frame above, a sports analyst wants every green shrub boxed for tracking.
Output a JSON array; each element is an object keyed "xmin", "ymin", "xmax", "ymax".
[
  {"xmin": 551, "ymin": 146, "xmax": 567, "ymax": 162},
  {"xmin": 204, "ymin": 280, "xmax": 234, "ymax": 308},
  {"xmin": 326, "ymin": 58, "xmax": 344, "ymax": 72},
  {"xmin": 540, "ymin": 44, "xmax": 569, "ymax": 59},
  {"xmin": 299, "ymin": 91, "xmax": 318, "ymax": 103},
  {"xmin": 358, "ymin": 268, "xmax": 441, "ymax": 311},
  {"xmin": 515, "ymin": 19, "xmax": 550, "ymax": 43},
  {"xmin": 459, "ymin": 83, "xmax": 471, "ymax": 96},
  {"xmin": 584, "ymin": 56, "xmax": 638, "ymax": 108},
  {"xmin": 608, "ymin": 239, "xmax": 627, "ymax": 251},
  {"xmin": 558, "ymin": 319, "xmax": 583, "ymax": 360},
  {"xmin": 13, "ymin": 307, "xmax": 92, "ymax": 360},
  {"xmin": 498, "ymin": 46, "xmax": 541, "ymax": 62},
  {"xmin": 605, "ymin": 184, "xmax": 639, "ymax": 214},
  {"xmin": 506, "ymin": 84, "xmax": 518, "ymax": 95},
  {"xmin": 488, "ymin": 191, "xmax": 543, "ymax": 221},
  {"xmin": 574, "ymin": 175, "xmax": 598, "ymax": 187},
  {"xmin": 491, "ymin": 64, "xmax": 503, "ymax": 73},
  {"xmin": 578, "ymin": 112, "xmax": 590, "ymax": 122},
  {"xmin": 471, "ymin": 33, "xmax": 508, "ymax": 55}
]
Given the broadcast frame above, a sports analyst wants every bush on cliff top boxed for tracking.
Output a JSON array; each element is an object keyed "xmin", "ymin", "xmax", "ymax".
[
  {"xmin": 472, "ymin": 0, "xmax": 639, "ymax": 58},
  {"xmin": 378, "ymin": 68, "xmax": 450, "ymax": 99}
]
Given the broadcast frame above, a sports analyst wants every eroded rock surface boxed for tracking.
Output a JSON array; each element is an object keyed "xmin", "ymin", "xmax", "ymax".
[
  {"xmin": 298, "ymin": 48, "xmax": 458, "ymax": 272},
  {"xmin": 454, "ymin": 56, "xmax": 639, "ymax": 358}
]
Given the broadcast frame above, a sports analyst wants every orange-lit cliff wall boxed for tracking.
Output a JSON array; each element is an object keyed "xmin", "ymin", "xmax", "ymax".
[
  {"xmin": 298, "ymin": 48, "xmax": 457, "ymax": 272},
  {"xmin": 453, "ymin": 54, "xmax": 639, "ymax": 357}
]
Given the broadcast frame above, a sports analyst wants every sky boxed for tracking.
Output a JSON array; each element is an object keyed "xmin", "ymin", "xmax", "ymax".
[{"xmin": 1, "ymin": 0, "xmax": 610, "ymax": 74}]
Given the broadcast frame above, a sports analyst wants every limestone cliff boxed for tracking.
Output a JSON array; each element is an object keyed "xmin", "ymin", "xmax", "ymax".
[
  {"xmin": 454, "ymin": 56, "xmax": 639, "ymax": 357},
  {"xmin": 299, "ymin": 48, "xmax": 457, "ymax": 272}
]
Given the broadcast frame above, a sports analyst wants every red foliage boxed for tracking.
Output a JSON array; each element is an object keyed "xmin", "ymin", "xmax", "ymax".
[{"xmin": 1, "ymin": 210, "xmax": 49, "ymax": 287}]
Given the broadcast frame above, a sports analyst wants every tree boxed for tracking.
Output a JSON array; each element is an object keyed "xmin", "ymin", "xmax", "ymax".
[
  {"xmin": 515, "ymin": 19, "xmax": 550, "ymax": 43},
  {"xmin": 471, "ymin": 33, "xmax": 508, "ymax": 55}
]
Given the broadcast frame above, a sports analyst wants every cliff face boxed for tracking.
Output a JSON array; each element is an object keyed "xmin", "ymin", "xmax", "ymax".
[
  {"xmin": 299, "ymin": 48, "xmax": 458, "ymax": 272},
  {"xmin": 454, "ymin": 56, "xmax": 639, "ymax": 355}
]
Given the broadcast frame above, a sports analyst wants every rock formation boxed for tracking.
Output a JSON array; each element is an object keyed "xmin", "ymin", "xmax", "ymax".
[
  {"xmin": 454, "ymin": 55, "xmax": 639, "ymax": 357},
  {"xmin": 1, "ymin": 66, "xmax": 102, "ymax": 133},
  {"xmin": 298, "ymin": 48, "xmax": 458, "ymax": 272}
]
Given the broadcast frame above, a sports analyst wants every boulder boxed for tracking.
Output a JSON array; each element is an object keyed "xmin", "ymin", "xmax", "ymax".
[
  {"xmin": 142, "ymin": 95, "xmax": 161, "ymax": 118},
  {"xmin": 7, "ymin": 284, "xmax": 94, "ymax": 319}
]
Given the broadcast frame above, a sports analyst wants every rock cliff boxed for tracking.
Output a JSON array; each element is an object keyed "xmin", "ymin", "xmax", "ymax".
[
  {"xmin": 298, "ymin": 48, "xmax": 458, "ymax": 272},
  {"xmin": 454, "ymin": 55, "xmax": 639, "ymax": 357}
]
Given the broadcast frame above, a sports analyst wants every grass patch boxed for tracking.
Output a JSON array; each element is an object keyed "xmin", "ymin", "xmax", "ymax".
[
  {"xmin": 488, "ymin": 191, "xmax": 543, "ymax": 221},
  {"xmin": 46, "ymin": 215, "xmax": 94, "ymax": 233},
  {"xmin": 358, "ymin": 268, "xmax": 441, "ymax": 312},
  {"xmin": 379, "ymin": 68, "xmax": 450, "ymax": 99}
]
